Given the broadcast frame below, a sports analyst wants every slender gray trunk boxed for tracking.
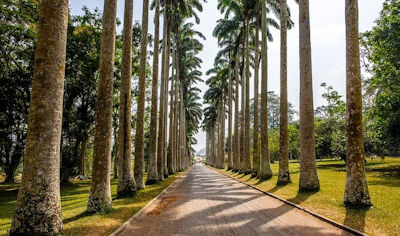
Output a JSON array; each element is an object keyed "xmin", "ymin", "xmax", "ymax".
[
  {"xmin": 344, "ymin": 0, "xmax": 371, "ymax": 207},
  {"xmin": 11, "ymin": 0, "xmax": 68, "ymax": 233},
  {"xmin": 87, "ymin": 0, "xmax": 117, "ymax": 213},
  {"xmin": 233, "ymin": 57, "xmax": 240, "ymax": 171},
  {"xmin": 299, "ymin": 0, "xmax": 320, "ymax": 191},
  {"xmin": 147, "ymin": 0, "xmax": 161, "ymax": 185},
  {"xmin": 253, "ymin": 22, "xmax": 260, "ymax": 177},
  {"xmin": 278, "ymin": 0, "xmax": 291, "ymax": 185},
  {"xmin": 134, "ymin": 0, "xmax": 150, "ymax": 190},
  {"xmin": 260, "ymin": 0, "xmax": 273, "ymax": 180},
  {"xmin": 117, "ymin": 0, "xmax": 137, "ymax": 197}
]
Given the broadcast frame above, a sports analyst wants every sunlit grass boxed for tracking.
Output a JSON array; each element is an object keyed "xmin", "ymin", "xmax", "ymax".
[
  {"xmin": 0, "ymin": 172, "xmax": 183, "ymax": 236},
  {"xmin": 213, "ymin": 157, "xmax": 400, "ymax": 236}
]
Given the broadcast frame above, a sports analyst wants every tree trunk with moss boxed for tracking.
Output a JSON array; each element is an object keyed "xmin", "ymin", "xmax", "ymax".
[
  {"xmin": 227, "ymin": 66, "xmax": 233, "ymax": 170},
  {"xmin": 10, "ymin": 1, "xmax": 68, "ymax": 234},
  {"xmin": 219, "ymin": 100, "xmax": 225, "ymax": 169},
  {"xmin": 233, "ymin": 57, "xmax": 240, "ymax": 171},
  {"xmin": 260, "ymin": 0, "xmax": 273, "ymax": 180},
  {"xmin": 278, "ymin": 0, "xmax": 291, "ymax": 185},
  {"xmin": 80, "ymin": 139, "xmax": 87, "ymax": 176},
  {"xmin": 253, "ymin": 23, "xmax": 260, "ymax": 177},
  {"xmin": 163, "ymin": 34, "xmax": 170, "ymax": 177},
  {"xmin": 116, "ymin": 0, "xmax": 137, "ymax": 197},
  {"xmin": 134, "ymin": 0, "xmax": 150, "ymax": 190},
  {"xmin": 344, "ymin": 0, "xmax": 372, "ymax": 207},
  {"xmin": 146, "ymin": 0, "xmax": 160, "ymax": 185},
  {"xmin": 87, "ymin": 0, "xmax": 118, "ymax": 213},
  {"xmin": 299, "ymin": 0, "xmax": 320, "ymax": 191},
  {"xmin": 243, "ymin": 20, "xmax": 252, "ymax": 174},
  {"xmin": 240, "ymin": 52, "xmax": 245, "ymax": 173}
]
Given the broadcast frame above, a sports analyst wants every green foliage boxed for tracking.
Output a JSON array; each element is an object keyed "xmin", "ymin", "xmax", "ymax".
[
  {"xmin": 361, "ymin": 0, "xmax": 400, "ymax": 155},
  {"xmin": 0, "ymin": 0, "xmax": 39, "ymax": 182},
  {"xmin": 314, "ymin": 83, "xmax": 346, "ymax": 159}
]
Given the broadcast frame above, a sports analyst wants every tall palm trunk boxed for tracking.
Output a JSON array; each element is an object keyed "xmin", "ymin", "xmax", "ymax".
[
  {"xmin": 243, "ymin": 20, "xmax": 252, "ymax": 175},
  {"xmin": 240, "ymin": 52, "xmax": 245, "ymax": 173},
  {"xmin": 169, "ymin": 42, "xmax": 177, "ymax": 173},
  {"xmin": 253, "ymin": 22, "xmax": 260, "ymax": 177},
  {"xmin": 260, "ymin": 0, "xmax": 273, "ymax": 180},
  {"xmin": 219, "ymin": 100, "xmax": 225, "ymax": 169},
  {"xmin": 299, "ymin": 0, "xmax": 320, "ymax": 191},
  {"xmin": 147, "ymin": 0, "xmax": 161, "ymax": 185},
  {"xmin": 80, "ymin": 139, "xmax": 87, "ymax": 176},
  {"xmin": 344, "ymin": 0, "xmax": 371, "ymax": 207},
  {"xmin": 163, "ymin": 37, "xmax": 170, "ymax": 177},
  {"xmin": 233, "ymin": 57, "xmax": 240, "ymax": 171},
  {"xmin": 87, "ymin": 0, "xmax": 118, "ymax": 213},
  {"xmin": 206, "ymin": 132, "xmax": 210, "ymax": 164},
  {"xmin": 10, "ymin": 0, "xmax": 68, "ymax": 233},
  {"xmin": 227, "ymin": 63, "xmax": 233, "ymax": 170},
  {"xmin": 166, "ymin": 23, "xmax": 175, "ymax": 175},
  {"xmin": 278, "ymin": 0, "xmax": 291, "ymax": 185},
  {"xmin": 179, "ymin": 85, "xmax": 185, "ymax": 169},
  {"xmin": 134, "ymin": 0, "xmax": 150, "ymax": 190},
  {"xmin": 117, "ymin": 0, "xmax": 137, "ymax": 196},
  {"xmin": 211, "ymin": 127, "xmax": 215, "ymax": 166}
]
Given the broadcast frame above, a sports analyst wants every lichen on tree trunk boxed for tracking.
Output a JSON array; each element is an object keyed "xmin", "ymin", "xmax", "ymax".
[
  {"xmin": 260, "ymin": 0, "xmax": 273, "ymax": 180},
  {"xmin": 117, "ymin": 0, "xmax": 137, "ymax": 197},
  {"xmin": 10, "ymin": 0, "xmax": 68, "ymax": 234},
  {"xmin": 252, "ymin": 22, "xmax": 260, "ymax": 177},
  {"xmin": 298, "ymin": 0, "xmax": 320, "ymax": 191},
  {"xmin": 134, "ymin": 0, "xmax": 150, "ymax": 190},
  {"xmin": 233, "ymin": 57, "xmax": 240, "ymax": 172},
  {"xmin": 344, "ymin": 0, "xmax": 372, "ymax": 207},
  {"xmin": 278, "ymin": 0, "xmax": 291, "ymax": 185},
  {"xmin": 147, "ymin": 0, "xmax": 161, "ymax": 185},
  {"xmin": 87, "ymin": 0, "xmax": 118, "ymax": 212}
]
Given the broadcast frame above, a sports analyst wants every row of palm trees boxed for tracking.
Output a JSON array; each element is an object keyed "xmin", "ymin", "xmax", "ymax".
[
  {"xmin": 204, "ymin": 0, "xmax": 371, "ymax": 208},
  {"xmin": 10, "ymin": 0, "xmax": 204, "ymax": 234}
]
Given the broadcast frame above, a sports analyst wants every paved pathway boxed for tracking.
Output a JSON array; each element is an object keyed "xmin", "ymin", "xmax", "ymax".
[{"xmin": 113, "ymin": 164, "xmax": 353, "ymax": 236}]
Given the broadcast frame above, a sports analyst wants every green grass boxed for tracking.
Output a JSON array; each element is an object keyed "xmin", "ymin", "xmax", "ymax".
[
  {"xmin": 0, "ymin": 172, "xmax": 183, "ymax": 236},
  {"xmin": 213, "ymin": 157, "xmax": 400, "ymax": 236}
]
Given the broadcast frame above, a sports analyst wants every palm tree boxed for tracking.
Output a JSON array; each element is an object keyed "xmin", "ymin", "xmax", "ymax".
[
  {"xmin": 134, "ymin": 0, "xmax": 150, "ymax": 190},
  {"xmin": 298, "ymin": 0, "xmax": 320, "ymax": 191},
  {"xmin": 146, "ymin": 0, "xmax": 161, "ymax": 185},
  {"xmin": 117, "ymin": 0, "xmax": 138, "ymax": 195},
  {"xmin": 344, "ymin": 0, "xmax": 372, "ymax": 207},
  {"xmin": 252, "ymin": 15, "xmax": 260, "ymax": 177},
  {"xmin": 234, "ymin": 56, "xmax": 240, "ymax": 171},
  {"xmin": 227, "ymin": 59, "xmax": 233, "ymax": 170},
  {"xmin": 259, "ymin": 0, "xmax": 273, "ymax": 180},
  {"xmin": 10, "ymin": 0, "xmax": 69, "ymax": 233},
  {"xmin": 277, "ymin": 0, "xmax": 291, "ymax": 185},
  {"xmin": 87, "ymin": 0, "xmax": 118, "ymax": 212}
]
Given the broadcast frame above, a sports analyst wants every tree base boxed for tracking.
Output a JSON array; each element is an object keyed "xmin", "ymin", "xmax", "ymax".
[
  {"xmin": 11, "ymin": 193, "xmax": 62, "ymax": 236},
  {"xmin": 86, "ymin": 196, "xmax": 112, "ymax": 214},
  {"xmin": 258, "ymin": 173, "xmax": 272, "ymax": 180},
  {"xmin": 277, "ymin": 172, "xmax": 291, "ymax": 185}
]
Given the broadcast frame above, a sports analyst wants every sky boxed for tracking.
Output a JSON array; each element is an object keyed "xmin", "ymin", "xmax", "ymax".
[{"xmin": 70, "ymin": 0, "xmax": 384, "ymax": 153}]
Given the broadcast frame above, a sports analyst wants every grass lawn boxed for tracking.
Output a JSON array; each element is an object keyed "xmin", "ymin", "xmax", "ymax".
[
  {"xmin": 0, "ymin": 172, "xmax": 183, "ymax": 236},
  {"xmin": 213, "ymin": 157, "xmax": 400, "ymax": 236}
]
